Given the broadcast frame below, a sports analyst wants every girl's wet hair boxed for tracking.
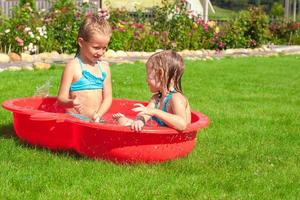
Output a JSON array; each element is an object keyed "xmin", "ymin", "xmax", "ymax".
[
  {"xmin": 76, "ymin": 14, "xmax": 112, "ymax": 56},
  {"xmin": 146, "ymin": 50, "xmax": 185, "ymax": 94}
]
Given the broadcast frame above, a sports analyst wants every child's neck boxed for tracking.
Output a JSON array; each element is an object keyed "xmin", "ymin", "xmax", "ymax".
[
  {"xmin": 160, "ymin": 86, "xmax": 176, "ymax": 97},
  {"xmin": 78, "ymin": 54, "xmax": 97, "ymax": 66}
]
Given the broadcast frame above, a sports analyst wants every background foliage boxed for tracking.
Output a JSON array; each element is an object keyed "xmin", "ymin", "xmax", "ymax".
[{"xmin": 0, "ymin": 0, "xmax": 299, "ymax": 54}]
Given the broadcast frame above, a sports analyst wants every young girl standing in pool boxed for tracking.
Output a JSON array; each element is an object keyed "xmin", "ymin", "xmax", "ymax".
[
  {"xmin": 113, "ymin": 50, "xmax": 191, "ymax": 131},
  {"xmin": 57, "ymin": 13, "xmax": 112, "ymax": 122}
]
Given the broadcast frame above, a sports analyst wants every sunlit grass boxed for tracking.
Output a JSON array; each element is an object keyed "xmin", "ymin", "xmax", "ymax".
[
  {"xmin": 209, "ymin": 6, "xmax": 238, "ymax": 21},
  {"xmin": 0, "ymin": 55, "xmax": 299, "ymax": 199}
]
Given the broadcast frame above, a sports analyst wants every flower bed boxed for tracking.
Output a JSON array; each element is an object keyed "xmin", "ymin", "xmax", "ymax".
[{"xmin": 0, "ymin": 0, "xmax": 299, "ymax": 55}]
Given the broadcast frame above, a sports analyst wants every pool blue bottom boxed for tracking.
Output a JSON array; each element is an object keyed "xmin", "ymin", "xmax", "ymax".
[{"xmin": 68, "ymin": 112, "xmax": 91, "ymax": 121}]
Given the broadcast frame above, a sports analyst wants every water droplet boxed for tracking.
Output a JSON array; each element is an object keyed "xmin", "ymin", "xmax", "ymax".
[{"xmin": 34, "ymin": 76, "xmax": 53, "ymax": 97}]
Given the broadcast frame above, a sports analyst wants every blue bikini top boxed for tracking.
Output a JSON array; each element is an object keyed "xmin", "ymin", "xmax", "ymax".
[
  {"xmin": 151, "ymin": 89, "xmax": 176, "ymax": 126},
  {"xmin": 70, "ymin": 57, "xmax": 106, "ymax": 92}
]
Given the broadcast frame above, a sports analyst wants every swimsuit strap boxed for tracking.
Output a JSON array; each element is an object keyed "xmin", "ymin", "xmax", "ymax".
[
  {"xmin": 77, "ymin": 57, "xmax": 84, "ymax": 71},
  {"xmin": 97, "ymin": 61, "xmax": 104, "ymax": 75},
  {"xmin": 68, "ymin": 112, "xmax": 91, "ymax": 121},
  {"xmin": 162, "ymin": 89, "xmax": 176, "ymax": 112},
  {"xmin": 151, "ymin": 89, "xmax": 176, "ymax": 127},
  {"xmin": 77, "ymin": 56, "xmax": 103, "ymax": 75}
]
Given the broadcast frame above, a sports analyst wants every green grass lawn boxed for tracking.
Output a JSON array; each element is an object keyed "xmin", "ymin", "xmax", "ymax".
[
  {"xmin": 209, "ymin": 6, "xmax": 238, "ymax": 21},
  {"xmin": 0, "ymin": 55, "xmax": 299, "ymax": 199}
]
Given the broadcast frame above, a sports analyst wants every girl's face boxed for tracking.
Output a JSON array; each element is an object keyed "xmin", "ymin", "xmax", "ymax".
[
  {"xmin": 146, "ymin": 66, "xmax": 161, "ymax": 93},
  {"xmin": 78, "ymin": 33, "xmax": 110, "ymax": 64}
]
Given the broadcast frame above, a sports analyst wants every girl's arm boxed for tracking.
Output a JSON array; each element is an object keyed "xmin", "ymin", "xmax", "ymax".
[
  {"xmin": 93, "ymin": 62, "xmax": 112, "ymax": 120},
  {"xmin": 134, "ymin": 93, "xmax": 189, "ymax": 131},
  {"xmin": 57, "ymin": 60, "xmax": 81, "ymax": 110},
  {"xmin": 152, "ymin": 93, "xmax": 189, "ymax": 131},
  {"xmin": 136, "ymin": 96, "xmax": 157, "ymax": 121},
  {"xmin": 130, "ymin": 95, "xmax": 158, "ymax": 131}
]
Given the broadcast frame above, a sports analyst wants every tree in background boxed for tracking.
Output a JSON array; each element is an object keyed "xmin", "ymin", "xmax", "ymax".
[
  {"xmin": 250, "ymin": 0, "xmax": 261, "ymax": 5},
  {"xmin": 259, "ymin": 0, "xmax": 284, "ymax": 12},
  {"xmin": 270, "ymin": 2, "xmax": 284, "ymax": 17}
]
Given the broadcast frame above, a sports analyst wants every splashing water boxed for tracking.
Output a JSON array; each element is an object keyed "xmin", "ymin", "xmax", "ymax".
[{"xmin": 34, "ymin": 77, "xmax": 53, "ymax": 97}]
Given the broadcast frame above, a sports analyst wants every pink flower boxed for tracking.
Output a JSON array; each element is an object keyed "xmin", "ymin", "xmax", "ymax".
[
  {"xmin": 134, "ymin": 31, "xmax": 139, "ymax": 39},
  {"xmin": 249, "ymin": 39, "xmax": 257, "ymax": 46},
  {"xmin": 86, "ymin": 11, "xmax": 93, "ymax": 17},
  {"xmin": 132, "ymin": 23, "xmax": 144, "ymax": 29},
  {"xmin": 214, "ymin": 33, "xmax": 219, "ymax": 40},
  {"xmin": 196, "ymin": 19, "xmax": 204, "ymax": 25},
  {"xmin": 218, "ymin": 41, "xmax": 224, "ymax": 49},
  {"xmin": 292, "ymin": 22, "xmax": 300, "ymax": 30},
  {"xmin": 75, "ymin": 12, "xmax": 81, "ymax": 18},
  {"xmin": 203, "ymin": 24, "xmax": 209, "ymax": 32},
  {"xmin": 15, "ymin": 36, "xmax": 24, "ymax": 46},
  {"xmin": 118, "ymin": 27, "xmax": 126, "ymax": 32}
]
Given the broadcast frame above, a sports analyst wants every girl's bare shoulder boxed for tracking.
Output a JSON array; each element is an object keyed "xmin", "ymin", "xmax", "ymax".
[
  {"xmin": 65, "ymin": 58, "xmax": 80, "ymax": 70},
  {"xmin": 170, "ymin": 92, "xmax": 189, "ymax": 106},
  {"xmin": 62, "ymin": 58, "xmax": 82, "ymax": 80}
]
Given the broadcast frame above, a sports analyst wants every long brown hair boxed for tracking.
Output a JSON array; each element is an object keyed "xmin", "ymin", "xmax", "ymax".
[
  {"xmin": 146, "ymin": 50, "xmax": 185, "ymax": 94},
  {"xmin": 76, "ymin": 14, "xmax": 112, "ymax": 56}
]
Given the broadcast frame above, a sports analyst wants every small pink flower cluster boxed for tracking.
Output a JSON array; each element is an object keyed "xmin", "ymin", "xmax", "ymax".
[
  {"xmin": 15, "ymin": 36, "xmax": 24, "ymax": 46},
  {"xmin": 249, "ymin": 39, "xmax": 257, "ymax": 47},
  {"xmin": 292, "ymin": 22, "xmax": 300, "ymax": 30},
  {"xmin": 209, "ymin": 32, "xmax": 226, "ymax": 50}
]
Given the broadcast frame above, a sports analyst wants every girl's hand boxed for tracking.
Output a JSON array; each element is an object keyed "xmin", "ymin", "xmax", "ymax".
[
  {"xmin": 131, "ymin": 119, "xmax": 145, "ymax": 132},
  {"xmin": 132, "ymin": 103, "xmax": 154, "ymax": 116},
  {"xmin": 72, "ymin": 95, "xmax": 82, "ymax": 113},
  {"xmin": 92, "ymin": 112, "xmax": 100, "ymax": 122}
]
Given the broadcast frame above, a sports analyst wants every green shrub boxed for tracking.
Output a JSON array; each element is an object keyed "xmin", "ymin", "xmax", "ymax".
[
  {"xmin": 0, "ymin": 3, "xmax": 45, "ymax": 53},
  {"xmin": 222, "ymin": 6, "xmax": 270, "ymax": 48},
  {"xmin": 44, "ymin": 1, "xmax": 82, "ymax": 53},
  {"xmin": 0, "ymin": 0, "xmax": 298, "ymax": 54},
  {"xmin": 270, "ymin": 2, "xmax": 284, "ymax": 18},
  {"xmin": 0, "ymin": 0, "xmax": 84, "ymax": 54},
  {"xmin": 269, "ymin": 19, "xmax": 300, "ymax": 44}
]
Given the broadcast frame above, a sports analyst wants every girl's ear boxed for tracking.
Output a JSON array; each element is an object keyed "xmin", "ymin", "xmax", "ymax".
[
  {"xmin": 78, "ymin": 37, "xmax": 84, "ymax": 48},
  {"xmin": 159, "ymin": 68, "xmax": 164, "ymax": 80}
]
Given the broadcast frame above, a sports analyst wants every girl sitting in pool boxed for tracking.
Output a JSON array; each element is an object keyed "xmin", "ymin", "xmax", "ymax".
[
  {"xmin": 113, "ymin": 50, "xmax": 191, "ymax": 131},
  {"xmin": 57, "ymin": 12, "xmax": 112, "ymax": 122}
]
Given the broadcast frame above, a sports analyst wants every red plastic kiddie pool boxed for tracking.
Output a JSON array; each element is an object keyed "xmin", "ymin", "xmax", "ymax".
[{"xmin": 2, "ymin": 97, "xmax": 209, "ymax": 164}]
